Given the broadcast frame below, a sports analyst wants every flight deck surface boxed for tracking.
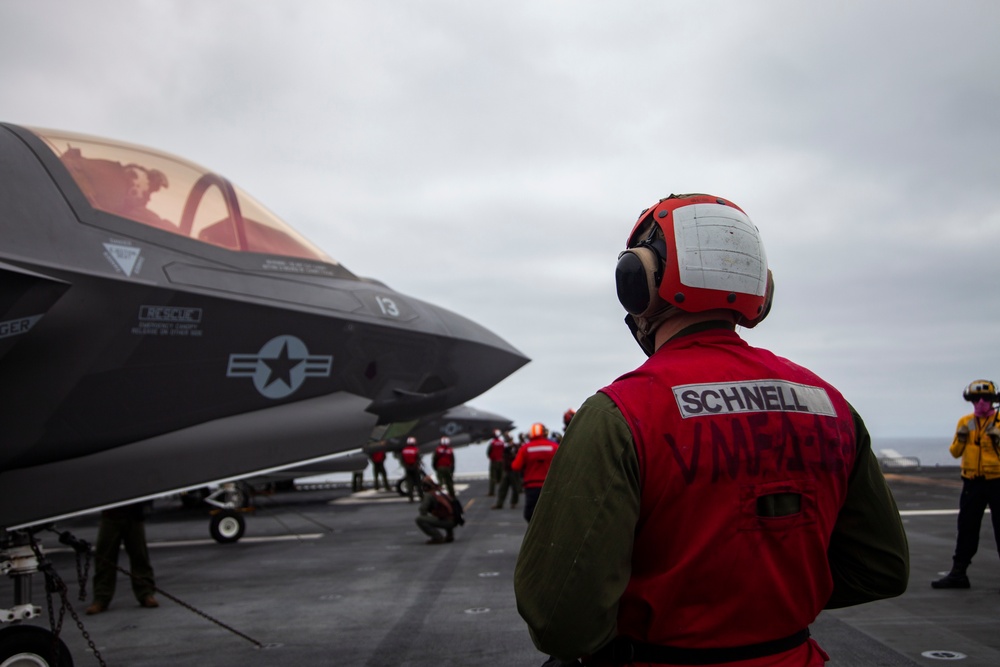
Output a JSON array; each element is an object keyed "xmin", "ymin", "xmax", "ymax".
[{"xmin": 6, "ymin": 470, "xmax": 999, "ymax": 666}]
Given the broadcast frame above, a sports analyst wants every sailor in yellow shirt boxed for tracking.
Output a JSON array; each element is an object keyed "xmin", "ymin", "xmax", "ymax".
[{"xmin": 932, "ymin": 379, "xmax": 1000, "ymax": 589}]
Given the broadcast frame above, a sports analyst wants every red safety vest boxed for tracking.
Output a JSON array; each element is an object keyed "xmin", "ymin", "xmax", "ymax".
[
  {"xmin": 600, "ymin": 329, "xmax": 856, "ymax": 664},
  {"xmin": 434, "ymin": 445, "xmax": 455, "ymax": 469},
  {"xmin": 511, "ymin": 437, "xmax": 559, "ymax": 488},
  {"xmin": 370, "ymin": 451, "xmax": 386, "ymax": 464},
  {"xmin": 487, "ymin": 438, "xmax": 506, "ymax": 462},
  {"xmin": 401, "ymin": 445, "xmax": 420, "ymax": 468}
]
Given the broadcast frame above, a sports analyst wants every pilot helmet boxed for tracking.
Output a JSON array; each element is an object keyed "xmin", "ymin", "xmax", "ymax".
[{"xmin": 615, "ymin": 193, "xmax": 773, "ymax": 355}]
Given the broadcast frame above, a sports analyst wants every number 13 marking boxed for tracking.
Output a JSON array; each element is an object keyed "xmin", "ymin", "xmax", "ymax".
[{"xmin": 375, "ymin": 296, "xmax": 400, "ymax": 317}]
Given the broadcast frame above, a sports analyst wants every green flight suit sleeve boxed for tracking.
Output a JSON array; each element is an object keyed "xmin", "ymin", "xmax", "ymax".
[
  {"xmin": 513, "ymin": 393, "xmax": 640, "ymax": 661},
  {"xmin": 825, "ymin": 405, "xmax": 910, "ymax": 608}
]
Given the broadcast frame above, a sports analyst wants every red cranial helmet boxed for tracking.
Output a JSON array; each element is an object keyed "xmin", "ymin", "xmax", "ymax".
[{"xmin": 615, "ymin": 193, "xmax": 773, "ymax": 354}]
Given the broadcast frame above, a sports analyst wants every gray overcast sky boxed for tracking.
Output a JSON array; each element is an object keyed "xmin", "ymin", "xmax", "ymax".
[{"xmin": 3, "ymin": 1, "xmax": 999, "ymax": 452}]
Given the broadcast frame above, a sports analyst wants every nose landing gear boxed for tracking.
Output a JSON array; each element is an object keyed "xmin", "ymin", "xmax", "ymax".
[
  {"xmin": 0, "ymin": 624, "xmax": 73, "ymax": 667},
  {"xmin": 208, "ymin": 510, "xmax": 247, "ymax": 544},
  {"xmin": 204, "ymin": 483, "xmax": 253, "ymax": 544},
  {"xmin": 1, "ymin": 532, "xmax": 79, "ymax": 667}
]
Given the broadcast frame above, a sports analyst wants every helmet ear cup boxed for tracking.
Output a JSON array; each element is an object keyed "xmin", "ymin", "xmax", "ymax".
[
  {"xmin": 616, "ymin": 245, "xmax": 662, "ymax": 317},
  {"xmin": 737, "ymin": 269, "xmax": 774, "ymax": 329}
]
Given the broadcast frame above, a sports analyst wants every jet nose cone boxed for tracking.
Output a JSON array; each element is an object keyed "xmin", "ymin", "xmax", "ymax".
[
  {"xmin": 445, "ymin": 332, "xmax": 530, "ymax": 400},
  {"xmin": 434, "ymin": 303, "xmax": 530, "ymax": 370},
  {"xmin": 367, "ymin": 302, "xmax": 529, "ymax": 421}
]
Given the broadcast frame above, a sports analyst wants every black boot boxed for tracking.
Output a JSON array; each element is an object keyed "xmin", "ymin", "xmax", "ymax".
[{"xmin": 931, "ymin": 561, "xmax": 970, "ymax": 589}]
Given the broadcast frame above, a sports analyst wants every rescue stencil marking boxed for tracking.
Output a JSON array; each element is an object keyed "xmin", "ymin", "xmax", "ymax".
[
  {"xmin": 0, "ymin": 314, "xmax": 42, "ymax": 339},
  {"xmin": 132, "ymin": 305, "xmax": 204, "ymax": 337},
  {"xmin": 673, "ymin": 380, "xmax": 836, "ymax": 419},
  {"xmin": 140, "ymin": 305, "xmax": 202, "ymax": 322},
  {"xmin": 103, "ymin": 241, "xmax": 143, "ymax": 276},
  {"xmin": 227, "ymin": 335, "xmax": 333, "ymax": 399}
]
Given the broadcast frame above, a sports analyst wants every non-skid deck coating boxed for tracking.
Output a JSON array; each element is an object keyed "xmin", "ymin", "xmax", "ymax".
[{"xmin": 5, "ymin": 469, "xmax": 999, "ymax": 666}]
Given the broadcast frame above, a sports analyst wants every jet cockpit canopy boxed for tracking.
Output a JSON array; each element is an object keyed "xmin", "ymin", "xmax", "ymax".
[{"xmin": 30, "ymin": 127, "xmax": 334, "ymax": 263}]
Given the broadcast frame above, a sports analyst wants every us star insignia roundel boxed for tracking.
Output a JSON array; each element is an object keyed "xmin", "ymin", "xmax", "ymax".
[{"xmin": 227, "ymin": 335, "xmax": 333, "ymax": 399}]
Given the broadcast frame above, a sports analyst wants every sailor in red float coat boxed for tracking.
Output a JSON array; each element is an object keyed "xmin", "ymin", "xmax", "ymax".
[
  {"xmin": 511, "ymin": 426, "xmax": 558, "ymax": 522},
  {"xmin": 511, "ymin": 438, "xmax": 557, "ymax": 488}
]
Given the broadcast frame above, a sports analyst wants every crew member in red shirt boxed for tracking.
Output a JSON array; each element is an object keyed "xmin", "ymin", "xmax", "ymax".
[
  {"xmin": 514, "ymin": 193, "xmax": 908, "ymax": 666},
  {"xmin": 511, "ymin": 423, "xmax": 559, "ymax": 522},
  {"xmin": 432, "ymin": 436, "xmax": 456, "ymax": 497},
  {"xmin": 369, "ymin": 449, "xmax": 389, "ymax": 491},
  {"xmin": 486, "ymin": 430, "xmax": 506, "ymax": 496},
  {"xmin": 400, "ymin": 437, "xmax": 423, "ymax": 503}
]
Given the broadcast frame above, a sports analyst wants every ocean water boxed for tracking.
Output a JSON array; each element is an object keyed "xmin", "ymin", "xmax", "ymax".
[{"xmin": 872, "ymin": 435, "xmax": 956, "ymax": 467}]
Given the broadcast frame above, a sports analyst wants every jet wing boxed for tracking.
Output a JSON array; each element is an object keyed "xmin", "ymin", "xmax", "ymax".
[{"xmin": 0, "ymin": 392, "xmax": 377, "ymax": 529}]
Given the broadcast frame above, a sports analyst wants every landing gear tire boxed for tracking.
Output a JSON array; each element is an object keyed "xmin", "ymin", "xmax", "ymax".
[
  {"xmin": 0, "ymin": 625, "xmax": 74, "ymax": 667},
  {"xmin": 209, "ymin": 510, "xmax": 246, "ymax": 544},
  {"xmin": 395, "ymin": 478, "xmax": 407, "ymax": 497}
]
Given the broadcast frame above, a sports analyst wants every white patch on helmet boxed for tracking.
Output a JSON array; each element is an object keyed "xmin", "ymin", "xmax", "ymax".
[{"xmin": 673, "ymin": 203, "xmax": 768, "ymax": 297}]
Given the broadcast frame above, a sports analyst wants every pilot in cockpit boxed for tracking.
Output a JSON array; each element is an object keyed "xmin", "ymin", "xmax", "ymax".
[{"xmin": 59, "ymin": 147, "xmax": 175, "ymax": 232}]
